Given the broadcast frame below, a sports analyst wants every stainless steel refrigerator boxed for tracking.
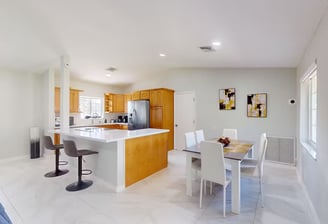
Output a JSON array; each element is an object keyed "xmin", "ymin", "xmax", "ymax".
[{"xmin": 128, "ymin": 100, "xmax": 150, "ymax": 130}]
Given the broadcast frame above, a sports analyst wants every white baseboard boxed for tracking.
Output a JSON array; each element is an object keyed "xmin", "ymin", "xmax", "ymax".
[{"xmin": 296, "ymin": 169, "xmax": 321, "ymax": 224}]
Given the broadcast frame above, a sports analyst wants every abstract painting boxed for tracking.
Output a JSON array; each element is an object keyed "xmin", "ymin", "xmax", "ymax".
[
  {"xmin": 247, "ymin": 93, "xmax": 267, "ymax": 117},
  {"xmin": 219, "ymin": 88, "xmax": 236, "ymax": 110}
]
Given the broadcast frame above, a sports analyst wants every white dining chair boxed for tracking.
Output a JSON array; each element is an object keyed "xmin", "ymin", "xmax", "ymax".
[
  {"xmin": 184, "ymin": 131, "xmax": 201, "ymax": 177},
  {"xmin": 199, "ymin": 141, "xmax": 231, "ymax": 217},
  {"xmin": 195, "ymin": 129, "xmax": 205, "ymax": 144},
  {"xmin": 240, "ymin": 132, "xmax": 268, "ymax": 207},
  {"xmin": 184, "ymin": 131, "xmax": 196, "ymax": 148},
  {"xmin": 222, "ymin": 128, "xmax": 238, "ymax": 139}
]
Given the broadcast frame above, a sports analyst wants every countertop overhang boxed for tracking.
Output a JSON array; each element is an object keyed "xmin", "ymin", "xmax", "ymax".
[{"xmin": 51, "ymin": 128, "xmax": 169, "ymax": 143}]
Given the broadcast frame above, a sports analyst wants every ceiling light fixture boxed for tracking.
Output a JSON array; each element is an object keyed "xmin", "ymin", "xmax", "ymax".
[
  {"xmin": 159, "ymin": 53, "xmax": 166, "ymax": 57},
  {"xmin": 212, "ymin": 41, "xmax": 221, "ymax": 46},
  {"xmin": 105, "ymin": 74, "xmax": 111, "ymax": 77}
]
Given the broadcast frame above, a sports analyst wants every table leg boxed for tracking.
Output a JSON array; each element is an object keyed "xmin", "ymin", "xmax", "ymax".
[
  {"xmin": 186, "ymin": 153, "xmax": 193, "ymax": 196},
  {"xmin": 230, "ymin": 159, "xmax": 241, "ymax": 214}
]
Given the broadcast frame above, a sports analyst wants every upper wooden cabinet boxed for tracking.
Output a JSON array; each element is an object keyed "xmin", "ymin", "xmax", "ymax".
[
  {"xmin": 132, "ymin": 91, "xmax": 140, "ymax": 100},
  {"xmin": 150, "ymin": 90, "xmax": 163, "ymax": 106},
  {"xmin": 104, "ymin": 93, "xmax": 113, "ymax": 113},
  {"xmin": 140, "ymin": 90, "xmax": 150, "ymax": 100},
  {"xmin": 124, "ymin": 94, "xmax": 132, "ymax": 113},
  {"xmin": 104, "ymin": 93, "xmax": 126, "ymax": 113},
  {"xmin": 55, "ymin": 87, "xmax": 82, "ymax": 113},
  {"xmin": 115, "ymin": 94, "xmax": 125, "ymax": 113},
  {"xmin": 55, "ymin": 87, "xmax": 60, "ymax": 113},
  {"xmin": 70, "ymin": 89, "xmax": 81, "ymax": 113}
]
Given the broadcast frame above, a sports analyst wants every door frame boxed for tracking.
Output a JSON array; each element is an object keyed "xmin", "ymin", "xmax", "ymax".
[{"xmin": 174, "ymin": 91, "xmax": 196, "ymax": 150}]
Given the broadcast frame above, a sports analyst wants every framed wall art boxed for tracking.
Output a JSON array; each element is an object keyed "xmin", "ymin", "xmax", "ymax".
[
  {"xmin": 219, "ymin": 88, "xmax": 236, "ymax": 110},
  {"xmin": 247, "ymin": 93, "xmax": 267, "ymax": 117}
]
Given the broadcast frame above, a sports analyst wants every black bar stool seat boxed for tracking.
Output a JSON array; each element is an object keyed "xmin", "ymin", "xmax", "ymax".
[
  {"xmin": 63, "ymin": 140, "xmax": 98, "ymax": 192},
  {"xmin": 43, "ymin": 136, "xmax": 69, "ymax": 177}
]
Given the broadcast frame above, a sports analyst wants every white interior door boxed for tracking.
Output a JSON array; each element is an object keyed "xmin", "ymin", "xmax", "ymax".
[{"xmin": 174, "ymin": 91, "xmax": 196, "ymax": 150}]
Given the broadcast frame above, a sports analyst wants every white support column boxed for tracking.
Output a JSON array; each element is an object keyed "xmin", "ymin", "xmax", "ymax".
[{"xmin": 60, "ymin": 55, "xmax": 70, "ymax": 132}]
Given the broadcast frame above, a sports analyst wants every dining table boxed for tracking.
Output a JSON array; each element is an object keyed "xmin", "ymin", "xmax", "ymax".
[{"xmin": 183, "ymin": 139, "xmax": 254, "ymax": 214}]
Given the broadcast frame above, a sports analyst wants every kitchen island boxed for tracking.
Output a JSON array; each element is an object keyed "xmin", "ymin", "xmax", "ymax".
[{"xmin": 54, "ymin": 127, "xmax": 169, "ymax": 192}]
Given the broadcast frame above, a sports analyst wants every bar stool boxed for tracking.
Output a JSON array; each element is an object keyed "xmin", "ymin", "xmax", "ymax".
[
  {"xmin": 63, "ymin": 140, "xmax": 98, "ymax": 192},
  {"xmin": 43, "ymin": 136, "xmax": 69, "ymax": 177}
]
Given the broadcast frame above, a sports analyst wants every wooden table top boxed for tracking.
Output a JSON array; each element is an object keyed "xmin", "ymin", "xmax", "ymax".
[{"xmin": 183, "ymin": 139, "xmax": 253, "ymax": 161}]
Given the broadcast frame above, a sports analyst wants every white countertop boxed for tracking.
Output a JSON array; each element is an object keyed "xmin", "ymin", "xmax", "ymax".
[{"xmin": 52, "ymin": 128, "xmax": 169, "ymax": 143}]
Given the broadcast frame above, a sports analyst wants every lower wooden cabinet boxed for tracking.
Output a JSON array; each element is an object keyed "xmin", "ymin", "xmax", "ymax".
[{"xmin": 125, "ymin": 132, "xmax": 168, "ymax": 187}]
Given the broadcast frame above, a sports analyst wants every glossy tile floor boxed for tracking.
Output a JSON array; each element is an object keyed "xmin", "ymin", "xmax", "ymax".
[{"xmin": 0, "ymin": 150, "xmax": 313, "ymax": 224}]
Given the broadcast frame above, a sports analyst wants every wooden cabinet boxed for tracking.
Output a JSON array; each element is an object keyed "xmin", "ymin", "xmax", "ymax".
[
  {"xmin": 150, "ymin": 106, "xmax": 163, "ymax": 129},
  {"xmin": 125, "ymin": 132, "xmax": 168, "ymax": 187},
  {"xmin": 132, "ymin": 91, "xmax": 140, "ymax": 100},
  {"xmin": 124, "ymin": 94, "xmax": 132, "ymax": 113},
  {"xmin": 55, "ymin": 87, "xmax": 60, "ymax": 113},
  {"xmin": 69, "ymin": 89, "xmax": 81, "ymax": 113},
  {"xmin": 149, "ymin": 88, "xmax": 174, "ymax": 150},
  {"xmin": 104, "ymin": 93, "xmax": 113, "ymax": 113},
  {"xmin": 150, "ymin": 90, "xmax": 163, "ymax": 106},
  {"xmin": 140, "ymin": 90, "xmax": 150, "ymax": 100},
  {"xmin": 104, "ymin": 93, "xmax": 125, "ymax": 113},
  {"xmin": 55, "ymin": 88, "xmax": 82, "ymax": 113}
]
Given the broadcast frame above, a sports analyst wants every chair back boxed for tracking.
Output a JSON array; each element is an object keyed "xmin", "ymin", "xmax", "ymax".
[
  {"xmin": 222, "ymin": 129, "xmax": 238, "ymax": 139},
  {"xmin": 43, "ymin": 136, "xmax": 56, "ymax": 150},
  {"xmin": 200, "ymin": 141, "xmax": 226, "ymax": 184},
  {"xmin": 195, "ymin": 129, "xmax": 205, "ymax": 144},
  {"xmin": 184, "ymin": 132, "xmax": 196, "ymax": 148},
  {"xmin": 258, "ymin": 133, "xmax": 268, "ymax": 177},
  {"xmin": 63, "ymin": 140, "xmax": 79, "ymax": 157}
]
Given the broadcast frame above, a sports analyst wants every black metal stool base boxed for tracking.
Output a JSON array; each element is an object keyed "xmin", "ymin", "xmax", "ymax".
[
  {"xmin": 44, "ymin": 169, "xmax": 69, "ymax": 178},
  {"xmin": 65, "ymin": 180, "xmax": 93, "ymax": 192}
]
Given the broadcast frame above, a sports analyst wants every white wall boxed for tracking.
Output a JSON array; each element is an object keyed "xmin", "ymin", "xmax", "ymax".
[
  {"xmin": 0, "ymin": 70, "xmax": 43, "ymax": 159},
  {"xmin": 128, "ymin": 68, "xmax": 297, "ymax": 155},
  {"xmin": 297, "ymin": 9, "xmax": 328, "ymax": 224}
]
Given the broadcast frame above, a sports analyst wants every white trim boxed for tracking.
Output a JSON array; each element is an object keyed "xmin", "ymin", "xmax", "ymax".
[
  {"xmin": 301, "ymin": 60, "xmax": 317, "ymax": 82},
  {"xmin": 301, "ymin": 142, "xmax": 317, "ymax": 160},
  {"xmin": 297, "ymin": 169, "xmax": 321, "ymax": 224}
]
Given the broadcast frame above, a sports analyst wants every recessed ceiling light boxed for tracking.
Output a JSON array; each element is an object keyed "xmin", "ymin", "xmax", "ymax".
[
  {"xmin": 105, "ymin": 74, "xmax": 111, "ymax": 77},
  {"xmin": 159, "ymin": 53, "xmax": 166, "ymax": 57},
  {"xmin": 212, "ymin": 41, "xmax": 221, "ymax": 46}
]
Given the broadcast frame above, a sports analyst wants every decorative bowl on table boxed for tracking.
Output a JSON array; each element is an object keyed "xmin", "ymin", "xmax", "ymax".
[{"xmin": 218, "ymin": 137, "xmax": 230, "ymax": 147}]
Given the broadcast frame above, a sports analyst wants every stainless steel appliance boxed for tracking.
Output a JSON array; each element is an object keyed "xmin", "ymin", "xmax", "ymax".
[{"xmin": 128, "ymin": 100, "xmax": 150, "ymax": 130}]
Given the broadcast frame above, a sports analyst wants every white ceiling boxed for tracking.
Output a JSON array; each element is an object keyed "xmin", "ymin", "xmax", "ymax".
[{"xmin": 1, "ymin": 0, "xmax": 327, "ymax": 86}]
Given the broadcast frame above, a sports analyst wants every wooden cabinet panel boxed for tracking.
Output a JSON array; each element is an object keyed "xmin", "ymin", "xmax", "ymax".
[
  {"xmin": 70, "ymin": 89, "xmax": 80, "ymax": 113},
  {"xmin": 132, "ymin": 91, "xmax": 140, "ymax": 100},
  {"xmin": 124, "ymin": 94, "xmax": 132, "ymax": 113},
  {"xmin": 125, "ymin": 133, "xmax": 168, "ymax": 187},
  {"xmin": 115, "ymin": 94, "xmax": 124, "ymax": 113},
  {"xmin": 55, "ymin": 87, "xmax": 60, "ymax": 113},
  {"xmin": 140, "ymin": 90, "xmax": 150, "ymax": 99},
  {"xmin": 104, "ymin": 93, "xmax": 113, "ymax": 113},
  {"xmin": 150, "ymin": 106, "xmax": 163, "ymax": 129},
  {"xmin": 55, "ymin": 88, "xmax": 82, "ymax": 113},
  {"xmin": 150, "ymin": 90, "xmax": 163, "ymax": 106}
]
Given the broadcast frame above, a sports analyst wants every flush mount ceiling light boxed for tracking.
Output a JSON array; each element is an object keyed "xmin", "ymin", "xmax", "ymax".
[
  {"xmin": 212, "ymin": 41, "xmax": 222, "ymax": 46},
  {"xmin": 105, "ymin": 67, "xmax": 117, "ymax": 77},
  {"xmin": 159, "ymin": 53, "xmax": 166, "ymax": 57}
]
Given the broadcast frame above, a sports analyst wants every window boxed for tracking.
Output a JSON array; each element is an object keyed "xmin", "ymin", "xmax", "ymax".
[
  {"xmin": 79, "ymin": 96, "xmax": 103, "ymax": 119},
  {"xmin": 300, "ymin": 62, "xmax": 317, "ymax": 159}
]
